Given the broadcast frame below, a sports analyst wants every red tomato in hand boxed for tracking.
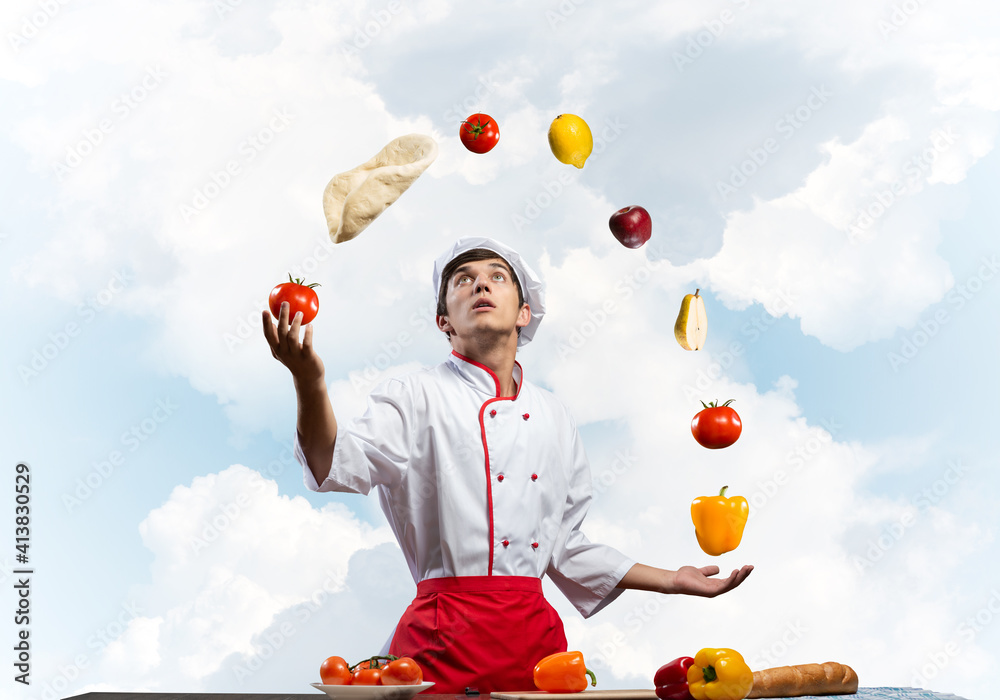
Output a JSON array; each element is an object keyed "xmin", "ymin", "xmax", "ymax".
[
  {"xmin": 380, "ymin": 657, "xmax": 423, "ymax": 686},
  {"xmin": 352, "ymin": 667, "xmax": 382, "ymax": 685},
  {"xmin": 320, "ymin": 656, "xmax": 352, "ymax": 685},
  {"xmin": 459, "ymin": 113, "xmax": 500, "ymax": 153},
  {"xmin": 691, "ymin": 399, "xmax": 742, "ymax": 449},
  {"xmin": 269, "ymin": 273, "xmax": 320, "ymax": 325}
]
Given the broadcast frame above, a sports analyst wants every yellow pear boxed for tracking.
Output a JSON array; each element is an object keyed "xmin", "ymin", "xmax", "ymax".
[{"xmin": 674, "ymin": 289, "xmax": 707, "ymax": 350}]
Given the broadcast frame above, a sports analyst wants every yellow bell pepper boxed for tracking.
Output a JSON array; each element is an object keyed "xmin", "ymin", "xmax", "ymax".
[
  {"xmin": 690, "ymin": 486, "xmax": 749, "ymax": 556},
  {"xmin": 686, "ymin": 648, "xmax": 753, "ymax": 700}
]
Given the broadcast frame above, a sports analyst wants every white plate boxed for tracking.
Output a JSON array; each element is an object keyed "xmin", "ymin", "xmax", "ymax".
[{"xmin": 311, "ymin": 681, "xmax": 436, "ymax": 699}]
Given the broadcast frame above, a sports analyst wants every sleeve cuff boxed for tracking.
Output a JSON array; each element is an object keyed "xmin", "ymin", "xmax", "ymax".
[
  {"xmin": 584, "ymin": 557, "xmax": 637, "ymax": 618},
  {"xmin": 294, "ymin": 426, "xmax": 374, "ymax": 494},
  {"xmin": 295, "ymin": 429, "xmax": 321, "ymax": 491},
  {"xmin": 294, "ymin": 428, "xmax": 342, "ymax": 493}
]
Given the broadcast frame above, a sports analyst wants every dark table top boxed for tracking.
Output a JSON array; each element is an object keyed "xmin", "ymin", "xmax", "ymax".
[
  {"xmin": 64, "ymin": 695, "xmax": 469, "ymax": 700},
  {"xmin": 63, "ymin": 691, "xmax": 972, "ymax": 700}
]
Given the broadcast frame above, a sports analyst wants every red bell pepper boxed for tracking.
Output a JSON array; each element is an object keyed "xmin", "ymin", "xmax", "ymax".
[{"xmin": 654, "ymin": 657, "xmax": 695, "ymax": 700}]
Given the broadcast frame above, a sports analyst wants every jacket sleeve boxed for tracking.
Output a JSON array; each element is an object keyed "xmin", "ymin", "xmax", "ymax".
[
  {"xmin": 545, "ymin": 415, "xmax": 636, "ymax": 618},
  {"xmin": 294, "ymin": 377, "xmax": 412, "ymax": 495}
]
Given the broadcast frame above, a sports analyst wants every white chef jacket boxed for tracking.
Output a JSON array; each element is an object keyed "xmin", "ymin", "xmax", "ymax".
[{"xmin": 295, "ymin": 350, "xmax": 636, "ymax": 618}]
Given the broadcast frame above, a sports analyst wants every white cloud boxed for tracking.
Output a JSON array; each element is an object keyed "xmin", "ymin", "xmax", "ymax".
[
  {"xmin": 89, "ymin": 464, "xmax": 399, "ymax": 690},
  {"xmin": 100, "ymin": 616, "xmax": 163, "ymax": 678}
]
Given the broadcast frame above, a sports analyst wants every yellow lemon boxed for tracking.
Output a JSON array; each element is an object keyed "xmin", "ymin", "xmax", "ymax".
[{"xmin": 547, "ymin": 114, "xmax": 593, "ymax": 169}]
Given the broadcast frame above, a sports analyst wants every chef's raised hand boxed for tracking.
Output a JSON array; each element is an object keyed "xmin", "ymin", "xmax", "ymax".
[
  {"xmin": 263, "ymin": 301, "xmax": 338, "ymax": 485},
  {"xmin": 262, "ymin": 301, "xmax": 326, "ymax": 385},
  {"xmin": 671, "ymin": 564, "xmax": 753, "ymax": 598}
]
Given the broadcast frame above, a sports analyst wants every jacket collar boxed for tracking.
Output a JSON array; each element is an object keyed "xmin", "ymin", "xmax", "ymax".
[{"xmin": 448, "ymin": 350, "xmax": 523, "ymax": 399}]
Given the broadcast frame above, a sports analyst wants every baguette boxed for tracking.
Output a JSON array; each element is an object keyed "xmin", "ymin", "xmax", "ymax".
[{"xmin": 747, "ymin": 662, "xmax": 858, "ymax": 697}]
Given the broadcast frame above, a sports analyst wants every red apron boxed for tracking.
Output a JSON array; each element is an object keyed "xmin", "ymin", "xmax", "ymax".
[{"xmin": 388, "ymin": 576, "xmax": 567, "ymax": 693}]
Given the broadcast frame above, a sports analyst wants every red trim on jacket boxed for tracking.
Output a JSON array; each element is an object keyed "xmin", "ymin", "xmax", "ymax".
[
  {"xmin": 450, "ymin": 350, "xmax": 522, "ymax": 400},
  {"xmin": 451, "ymin": 350, "xmax": 523, "ymax": 575}
]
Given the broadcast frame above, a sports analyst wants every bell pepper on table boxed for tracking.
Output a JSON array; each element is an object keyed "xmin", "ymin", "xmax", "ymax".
[
  {"xmin": 533, "ymin": 651, "xmax": 597, "ymax": 693},
  {"xmin": 653, "ymin": 656, "xmax": 695, "ymax": 700},
  {"xmin": 686, "ymin": 648, "xmax": 753, "ymax": 700},
  {"xmin": 690, "ymin": 486, "xmax": 749, "ymax": 556}
]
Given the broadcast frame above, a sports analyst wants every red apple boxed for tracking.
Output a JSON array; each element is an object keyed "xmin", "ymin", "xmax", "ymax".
[{"xmin": 609, "ymin": 205, "xmax": 652, "ymax": 248}]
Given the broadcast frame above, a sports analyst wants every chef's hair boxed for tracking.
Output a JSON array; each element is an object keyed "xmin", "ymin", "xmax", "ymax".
[{"xmin": 437, "ymin": 248, "xmax": 525, "ymax": 342}]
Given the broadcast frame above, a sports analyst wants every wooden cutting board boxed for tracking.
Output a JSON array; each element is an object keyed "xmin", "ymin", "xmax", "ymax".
[{"xmin": 492, "ymin": 691, "xmax": 657, "ymax": 700}]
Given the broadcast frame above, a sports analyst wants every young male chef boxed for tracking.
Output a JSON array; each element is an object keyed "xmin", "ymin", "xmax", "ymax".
[{"xmin": 262, "ymin": 237, "xmax": 753, "ymax": 693}]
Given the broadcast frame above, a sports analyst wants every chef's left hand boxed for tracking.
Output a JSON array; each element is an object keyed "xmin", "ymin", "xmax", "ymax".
[{"xmin": 672, "ymin": 564, "xmax": 753, "ymax": 597}]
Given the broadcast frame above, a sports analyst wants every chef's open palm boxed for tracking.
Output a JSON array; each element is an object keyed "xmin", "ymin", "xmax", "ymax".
[
  {"xmin": 674, "ymin": 564, "xmax": 753, "ymax": 597},
  {"xmin": 262, "ymin": 302, "xmax": 325, "ymax": 384}
]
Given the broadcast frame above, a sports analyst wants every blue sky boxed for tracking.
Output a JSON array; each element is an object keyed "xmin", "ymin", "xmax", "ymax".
[{"xmin": 2, "ymin": 1, "xmax": 999, "ymax": 699}]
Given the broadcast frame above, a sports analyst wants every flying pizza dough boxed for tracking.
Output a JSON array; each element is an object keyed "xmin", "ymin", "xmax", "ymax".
[{"xmin": 323, "ymin": 134, "xmax": 439, "ymax": 244}]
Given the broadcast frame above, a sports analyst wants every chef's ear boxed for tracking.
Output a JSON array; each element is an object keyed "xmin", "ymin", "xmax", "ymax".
[
  {"xmin": 436, "ymin": 314, "xmax": 454, "ymax": 339},
  {"xmin": 515, "ymin": 303, "xmax": 531, "ymax": 328}
]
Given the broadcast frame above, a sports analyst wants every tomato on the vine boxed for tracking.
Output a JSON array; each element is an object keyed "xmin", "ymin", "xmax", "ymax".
[
  {"xmin": 380, "ymin": 657, "xmax": 423, "ymax": 686},
  {"xmin": 320, "ymin": 656, "xmax": 352, "ymax": 685},
  {"xmin": 459, "ymin": 113, "xmax": 500, "ymax": 153},
  {"xmin": 352, "ymin": 667, "xmax": 382, "ymax": 685},
  {"xmin": 269, "ymin": 273, "xmax": 320, "ymax": 325},
  {"xmin": 691, "ymin": 399, "xmax": 742, "ymax": 449}
]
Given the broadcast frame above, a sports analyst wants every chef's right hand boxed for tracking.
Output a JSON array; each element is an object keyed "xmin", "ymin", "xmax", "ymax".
[{"xmin": 262, "ymin": 302, "xmax": 326, "ymax": 385}]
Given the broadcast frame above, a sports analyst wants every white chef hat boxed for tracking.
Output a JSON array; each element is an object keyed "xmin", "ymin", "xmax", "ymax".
[{"xmin": 432, "ymin": 236, "xmax": 546, "ymax": 347}]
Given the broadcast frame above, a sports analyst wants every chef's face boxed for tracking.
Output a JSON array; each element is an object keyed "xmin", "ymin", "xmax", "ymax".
[{"xmin": 437, "ymin": 257, "xmax": 531, "ymax": 347}]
